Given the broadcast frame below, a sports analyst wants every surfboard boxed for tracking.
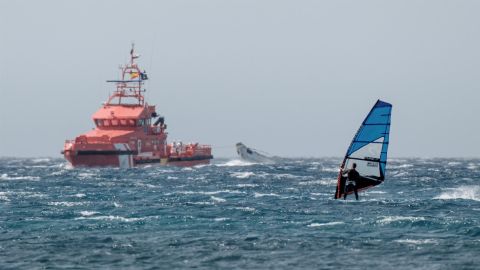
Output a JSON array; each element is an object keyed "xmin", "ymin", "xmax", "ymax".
[{"xmin": 334, "ymin": 100, "xmax": 392, "ymax": 199}]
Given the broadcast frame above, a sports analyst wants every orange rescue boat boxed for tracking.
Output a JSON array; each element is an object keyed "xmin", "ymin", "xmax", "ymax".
[{"xmin": 62, "ymin": 45, "xmax": 213, "ymax": 168}]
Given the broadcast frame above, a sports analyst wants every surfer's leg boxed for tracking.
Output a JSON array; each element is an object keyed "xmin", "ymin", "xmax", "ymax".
[
  {"xmin": 343, "ymin": 184, "xmax": 349, "ymax": 200},
  {"xmin": 354, "ymin": 185, "xmax": 358, "ymax": 200}
]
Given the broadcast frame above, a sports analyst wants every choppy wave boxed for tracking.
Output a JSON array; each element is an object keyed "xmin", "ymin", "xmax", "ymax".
[
  {"xmin": 230, "ymin": 172, "xmax": 255, "ymax": 179},
  {"xmin": 389, "ymin": 164, "xmax": 414, "ymax": 169},
  {"xmin": 48, "ymin": 201, "xmax": 87, "ymax": 207},
  {"xmin": 434, "ymin": 186, "xmax": 480, "ymax": 201},
  {"xmin": 1, "ymin": 157, "xmax": 479, "ymax": 269},
  {"xmin": 394, "ymin": 239, "xmax": 438, "ymax": 245},
  {"xmin": 210, "ymin": 196, "xmax": 226, "ymax": 203},
  {"xmin": 79, "ymin": 211, "xmax": 100, "ymax": 217},
  {"xmin": 298, "ymin": 179, "xmax": 336, "ymax": 186},
  {"xmin": 0, "ymin": 192, "xmax": 10, "ymax": 201},
  {"xmin": 308, "ymin": 221, "xmax": 344, "ymax": 227},
  {"xmin": 214, "ymin": 217, "xmax": 230, "ymax": 222},
  {"xmin": 1, "ymin": 173, "xmax": 40, "ymax": 181},
  {"xmin": 254, "ymin": 192, "xmax": 280, "ymax": 198},
  {"xmin": 233, "ymin": 206, "xmax": 256, "ymax": 212},
  {"xmin": 235, "ymin": 183, "xmax": 259, "ymax": 188},
  {"xmin": 75, "ymin": 215, "xmax": 145, "ymax": 222},
  {"xmin": 216, "ymin": 159, "xmax": 256, "ymax": 167},
  {"xmin": 170, "ymin": 189, "xmax": 245, "ymax": 196},
  {"xmin": 377, "ymin": 216, "xmax": 426, "ymax": 224}
]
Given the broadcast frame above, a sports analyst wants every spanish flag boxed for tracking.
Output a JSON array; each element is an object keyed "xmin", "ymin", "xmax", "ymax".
[{"xmin": 130, "ymin": 72, "xmax": 139, "ymax": 79}]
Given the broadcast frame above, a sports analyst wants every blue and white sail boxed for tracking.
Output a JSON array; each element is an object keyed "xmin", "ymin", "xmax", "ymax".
[{"xmin": 335, "ymin": 100, "xmax": 392, "ymax": 199}]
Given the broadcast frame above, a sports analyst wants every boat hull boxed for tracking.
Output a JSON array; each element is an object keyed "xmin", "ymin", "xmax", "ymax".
[{"xmin": 64, "ymin": 149, "xmax": 213, "ymax": 168}]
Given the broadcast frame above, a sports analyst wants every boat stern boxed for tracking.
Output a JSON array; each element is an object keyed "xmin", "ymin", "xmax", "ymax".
[{"xmin": 62, "ymin": 136, "xmax": 135, "ymax": 168}]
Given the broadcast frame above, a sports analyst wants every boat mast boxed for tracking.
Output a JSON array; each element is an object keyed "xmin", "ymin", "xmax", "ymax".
[{"xmin": 106, "ymin": 43, "xmax": 148, "ymax": 106}]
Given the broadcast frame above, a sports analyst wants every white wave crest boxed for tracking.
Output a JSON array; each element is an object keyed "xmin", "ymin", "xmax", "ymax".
[
  {"xmin": 32, "ymin": 158, "xmax": 51, "ymax": 163},
  {"xmin": 236, "ymin": 183, "xmax": 259, "ymax": 188},
  {"xmin": 173, "ymin": 190, "xmax": 245, "ymax": 195},
  {"xmin": 308, "ymin": 221, "xmax": 344, "ymax": 227},
  {"xmin": 0, "ymin": 192, "xmax": 10, "ymax": 201},
  {"xmin": 234, "ymin": 206, "xmax": 255, "ymax": 212},
  {"xmin": 210, "ymin": 196, "xmax": 226, "ymax": 203},
  {"xmin": 216, "ymin": 159, "xmax": 255, "ymax": 167},
  {"xmin": 377, "ymin": 216, "xmax": 425, "ymax": 224},
  {"xmin": 77, "ymin": 173, "xmax": 96, "ymax": 179},
  {"xmin": 272, "ymin": 173, "xmax": 301, "ymax": 180},
  {"xmin": 447, "ymin": 161, "xmax": 461, "ymax": 166},
  {"xmin": 193, "ymin": 164, "xmax": 209, "ymax": 169},
  {"xmin": 254, "ymin": 192, "xmax": 280, "ymax": 198},
  {"xmin": 0, "ymin": 191, "xmax": 46, "ymax": 199},
  {"xmin": 320, "ymin": 166, "xmax": 339, "ymax": 172},
  {"xmin": 0, "ymin": 174, "xmax": 40, "ymax": 181},
  {"xmin": 214, "ymin": 217, "xmax": 230, "ymax": 222},
  {"xmin": 299, "ymin": 179, "xmax": 336, "ymax": 186},
  {"xmin": 366, "ymin": 190, "xmax": 386, "ymax": 194},
  {"xmin": 79, "ymin": 211, "xmax": 99, "ymax": 217},
  {"xmin": 189, "ymin": 201, "xmax": 215, "ymax": 205},
  {"xmin": 434, "ymin": 186, "xmax": 480, "ymax": 201},
  {"xmin": 467, "ymin": 163, "xmax": 478, "ymax": 170},
  {"xmin": 231, "ymin": 172, "xmax": 255, "ymax": 179},
  {"xmin": 394, "ymin": 239, "xmax": 438, "ymax": 245},
  {"xmin": 75, "ymin": 215, "xmax": 144, "ymax": 222},
  {"xmin": 389, "ymin": 164, "xmax": 414, "ymax": 169},
  {"xmin": 391, "ymin": 171, "xmax": 409, "ymax": 177},
  {"xmin": 48, "ymin": 201, "xmax": 86, "ymax": 207}
]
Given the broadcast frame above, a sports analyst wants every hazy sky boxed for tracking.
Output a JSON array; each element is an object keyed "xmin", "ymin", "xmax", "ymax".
[{"xmin": 1, "ymin": 0, "xmax": 479, "ymax": 158}]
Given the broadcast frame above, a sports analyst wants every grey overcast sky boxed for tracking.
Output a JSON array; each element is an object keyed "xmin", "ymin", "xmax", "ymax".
[{"xmin": 0, "ymin": 0, "xmax": 479, "ymax": 158}]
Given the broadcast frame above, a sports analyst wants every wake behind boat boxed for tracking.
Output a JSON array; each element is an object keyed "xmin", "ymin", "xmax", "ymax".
[
  {"xmin": 236, "ymin": 142, "xmax": 275, "ymax": 163},
  {"xmin": 334, "ymin": 100, "xmax": 392, "ymax": 199}
]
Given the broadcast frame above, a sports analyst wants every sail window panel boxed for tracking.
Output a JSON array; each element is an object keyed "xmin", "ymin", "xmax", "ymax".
[
  {"xmin": 349, "ymin": 137, "xmax": 384, "ymax": 161},
  {"xmin": 348, "ymin": 125, "xmax": 386, "ymax": 155},
  {"xmin": 344, "ymin": 158, "xmax": 381, "ymax": 177}
]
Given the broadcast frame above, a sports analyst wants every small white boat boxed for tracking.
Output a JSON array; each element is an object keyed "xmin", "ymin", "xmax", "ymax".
[{"xmin": 235, "ymin": 142, "xmax": 274, "ymax": 163}]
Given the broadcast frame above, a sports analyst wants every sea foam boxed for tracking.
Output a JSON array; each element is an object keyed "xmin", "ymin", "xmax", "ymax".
[{"xmin": 434, "ymin": 186, "xmax": 480, "ymax": 201}]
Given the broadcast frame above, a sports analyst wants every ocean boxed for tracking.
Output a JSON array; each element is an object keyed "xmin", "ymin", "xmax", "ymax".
[{"xmin": 0, "ymin": 157, "xmax": 479, "ymax": 269}]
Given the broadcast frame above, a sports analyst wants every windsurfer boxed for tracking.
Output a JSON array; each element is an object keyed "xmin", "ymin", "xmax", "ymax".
[{"xmin": 341, "ymin": 163, "xmax": 360, "ymax": 200}]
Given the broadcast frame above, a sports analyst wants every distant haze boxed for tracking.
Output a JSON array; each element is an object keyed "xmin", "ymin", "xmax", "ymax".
[{"xmin": 1, "ymin": 1, "xmax": 479, "ymax": 158}]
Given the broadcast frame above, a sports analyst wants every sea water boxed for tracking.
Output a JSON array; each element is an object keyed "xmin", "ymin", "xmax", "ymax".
[{"xmin": 0, "ymin": 157, "xmax": 479, "ymax": 269}]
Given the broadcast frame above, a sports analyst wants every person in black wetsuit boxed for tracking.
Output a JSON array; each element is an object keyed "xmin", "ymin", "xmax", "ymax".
[{"xmin": 341, "ymin": 163, "xmax": 360, "ymax": 200}]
